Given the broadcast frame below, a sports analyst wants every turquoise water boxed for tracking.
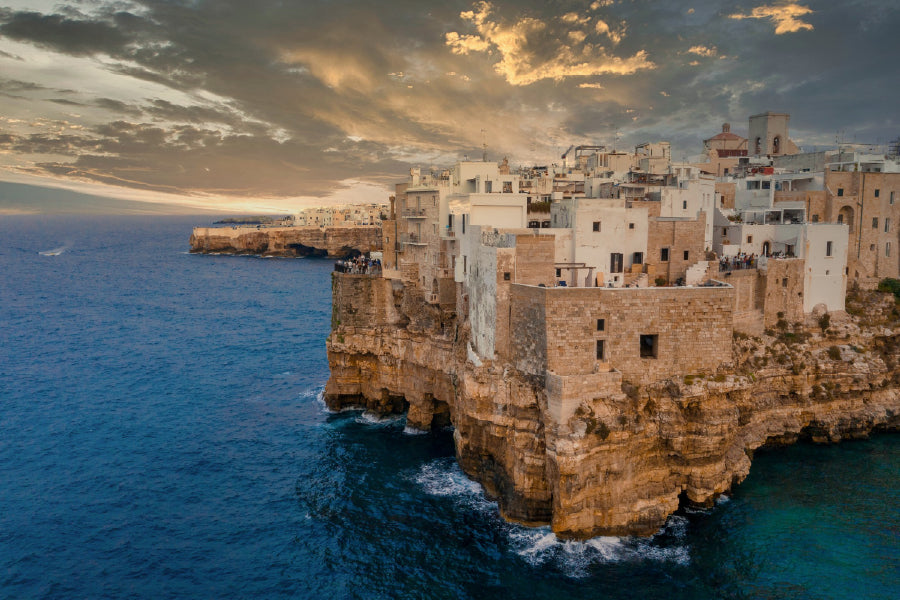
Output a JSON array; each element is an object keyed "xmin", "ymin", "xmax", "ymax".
[{"xmin": 1, "ymin": 215, "xmax": 897, "ymax": 599}]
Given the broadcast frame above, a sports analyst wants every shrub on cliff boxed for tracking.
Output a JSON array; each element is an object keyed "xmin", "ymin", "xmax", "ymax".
[{"xmin": 877, "ymin": 278, "xmax": 900, "ymax": 299}]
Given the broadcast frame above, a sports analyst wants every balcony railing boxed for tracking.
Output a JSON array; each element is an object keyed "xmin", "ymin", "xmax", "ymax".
[
  {"xmin": 399, "ymin": 233, "xmax": 428, "ymax": 246},
  {"xmin": 402, "ymin": 208, "xmax": 427, "ymax": 219}
]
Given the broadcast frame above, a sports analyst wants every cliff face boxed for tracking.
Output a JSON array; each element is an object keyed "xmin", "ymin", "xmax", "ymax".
[
  {"xmin": 189, "ymin": 226, "xmax": 381, "ymax": 258},
  {"xmin": 325, "ymin": 274, "xmax": 900, "ymax": 538}
]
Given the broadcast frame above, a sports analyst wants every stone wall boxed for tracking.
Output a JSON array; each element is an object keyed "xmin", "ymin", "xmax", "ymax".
[
  {"xmin": 646, "ymin": 216, "xmax": 707, "ymax": 284},
  {"xmin": 509, "ymin": 285, "xmax": 734, "ymax": 385},
  {"xmin": 189, "ymin": 225, "xmax": 381, "ymax": 258}
]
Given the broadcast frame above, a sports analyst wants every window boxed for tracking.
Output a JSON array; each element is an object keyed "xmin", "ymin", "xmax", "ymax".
[
  {"xmin": 484, "ymin": 180, "xmax": 492, "ymax": 193},
  {"xmin": 463, "ymin": 256, "xmax": 467, "ymax": 274},
  {"xmin": 633, "ymin": 252, "xmax": 643, "ymax": 265},
  {"xmin": 628, "ymin": 223, "xmax": 635, "ymax": 230},
  {"xmin": 555, "ymin": 268, "xmax": 561, "ymax": 278},
  {"xmin": 875, "ymin": 189, "xmax": 880, "ymax": 198},
  {"xmin": 826, "ymin": 241, "xmax": 833, "ymax": 257},
  {"xmin": 838, "ymin": 214, "xmax": 844, "ymax": 224},
  {"xmin": 782, "ymin": 278, "xmax": 788, "ymax": 288},
  {"xmin": 596, "ymin": 340, "xmax": 605, "ymax": 361},
  {"xmin": 747, "ymin": 235, "xmax": 753, "ymax": 243},
  {"xmin": 433, "ymin": 195, "xmax": 437, "ymax": 206},
  {"xmin": 503, "ymin": 272, "xmax": 511, "ymax": 281},
  {"xmin": 597, "ymin": 318, "xmax": 605, "ymax": 332},
  {"xmin": 837, "ymin": 188, "xmax": 844, "ymax": 197},
  {"xmin": 723, "ymin": 228, "xmax": 728, "ymax": 236},
  {"xmin": 762, "ymin": 181, "xmax": 771, "ymax": 190},
  {"xmin": 891, "ymin": 191, "xmax": 895, "ymax": 205},
  {"xmin": 462, "ymin": 214, "xmax": 466, "ymax": 234},
  {"xmin": 886, "ymin": 219, "xmax": 892, "ymax": 233},
  {"xmin": 887, "ymin": 242, "xmax": 892, "ymax": 257},
  {"xmin": 593, "ymin": 221, "xmax": 601, "ymax": 232},
  {"xmin": 871, "ymin": 244, "xmax": 876, "ymax": 251},
  {"xmin": 610, "ymin": 253, "xmax": 624, "ymax": 273},
  {"xmin": 812, "ymin": 214, "xmax": 819, "ymax": 223},
  {"xmin": 683, "ymin": 250, "xmax": 689, "ymax": 261},
  {"xmin": 448, "ymin": 214, "xmax": 454, "ymax": 229},
  {"xmin": 682, "ymin": 200, "xmax": 687, "ymax": 209},
  {"xmin": 661, "ymin": 248, "xmax": 669, "ymax": 262},
  {"xmin": 640, "ymin": 334, "xmax": 658, "ymax": 359},
  {"xmin": 873, "ymin": 217, "xmax": 879, "ymax": 229}
]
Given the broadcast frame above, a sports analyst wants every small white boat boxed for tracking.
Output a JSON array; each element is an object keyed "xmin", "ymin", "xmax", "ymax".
[{"xmin": 39, "ymin": 246, "xmax": 66, "ymax": 256}]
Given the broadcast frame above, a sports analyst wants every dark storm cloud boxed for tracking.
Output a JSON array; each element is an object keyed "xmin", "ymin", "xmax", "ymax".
[
  {"xmin": 0, "ymin": 10, "xmax": 132, "ymax": 56},
  {"xmin": 0, "ymin": 0, "xmax": 898, "ymax": 200}
]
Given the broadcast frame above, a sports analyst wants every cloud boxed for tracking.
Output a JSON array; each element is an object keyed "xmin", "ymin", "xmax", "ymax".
[
  {"xmin": 729, "ymin": 3, "xmax": 814, "ymax": 35},
  {"xmin": 0, "ymin": 10, "xmax": 132, "ymax": 56},
  {"xmin": 687, "ymin": 45, "xmax": 717, "ymax": 57},
  {"xmin": 445, "ymin": 1, "xmax": 653, "ymax": 86}
]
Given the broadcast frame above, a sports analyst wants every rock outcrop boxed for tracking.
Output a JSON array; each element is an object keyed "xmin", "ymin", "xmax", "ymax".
[
  {"xmin": 325, "ymin": 275, "xmax": 900, "ymax": 538},
  {"xmin": 189, "ymin": 226, "xmax": 381, "ymax": 258}
]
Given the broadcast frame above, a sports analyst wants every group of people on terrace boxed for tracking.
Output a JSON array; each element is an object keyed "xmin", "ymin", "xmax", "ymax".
[
  {"xmin": 334, "ymin": 255, "xmax": 381, "ymax": 275},
  {"xmin": 719, "ymin": 253, "xmax": 759, "ymax": 271}
]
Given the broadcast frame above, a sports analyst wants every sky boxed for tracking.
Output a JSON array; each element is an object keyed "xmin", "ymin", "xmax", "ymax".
[{"xmin": 0, "ymin": 0, "xmax": 897, "ymax": 214}]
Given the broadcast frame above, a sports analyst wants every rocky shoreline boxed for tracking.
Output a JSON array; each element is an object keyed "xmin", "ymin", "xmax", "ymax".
[{"xmin": 325, "ymin": 274, "xmax": 900, "ymax": 538}]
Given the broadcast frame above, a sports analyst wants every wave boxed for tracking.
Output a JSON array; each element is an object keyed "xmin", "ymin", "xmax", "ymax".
[
  {"xmin": 414, "ymin": 457, "xmax": 691, "ymax": 576},
  {"xmin": 508, "ymin": 516, "xmax": 690, "ymax": 576}
]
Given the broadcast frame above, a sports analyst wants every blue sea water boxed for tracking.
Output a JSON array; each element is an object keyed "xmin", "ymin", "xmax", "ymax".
[{"xmin": 1, "ymin": 215, "xmax": 898, "ymax": 599}]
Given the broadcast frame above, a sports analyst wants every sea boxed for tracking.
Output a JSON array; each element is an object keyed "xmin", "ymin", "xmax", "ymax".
[{"xmin": 1, "ymin": 215, "xmax": 898, "ymax": 599}]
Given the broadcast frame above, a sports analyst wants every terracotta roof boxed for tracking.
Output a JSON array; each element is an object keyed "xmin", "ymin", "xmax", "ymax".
[{"xmin": 707, "ymin": 131, "xmax": 745, "ymax": 142}]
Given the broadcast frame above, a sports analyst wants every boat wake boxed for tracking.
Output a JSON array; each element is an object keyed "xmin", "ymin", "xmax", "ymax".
[{"xmin": 38, "ymin": 246, "xmax": 68, "ymax": 256}]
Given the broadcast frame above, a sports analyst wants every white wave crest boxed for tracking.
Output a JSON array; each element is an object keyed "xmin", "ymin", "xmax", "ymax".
[
  {"xmin": 507, "ymin": 515, "xmax": 690, "ymax": 575},
  {"xmin": 415, "ymin": 459, "xmax": 483, "ymax": 496},
  {"xmin": 356, "ymin": 410, "xmax": 404, "ymax": 426}
]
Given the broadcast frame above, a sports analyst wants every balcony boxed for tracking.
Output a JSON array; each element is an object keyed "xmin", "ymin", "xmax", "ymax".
[
  {"xmin": 402, "ymin": 208, "xmax": 427, "ymax": 219},
  {"xmin": 400, "ymin": 233, "xmax": 428, "ymax": 246}
]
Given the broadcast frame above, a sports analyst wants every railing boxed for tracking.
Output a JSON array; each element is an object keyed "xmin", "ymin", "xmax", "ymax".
[
  {"xmin": 399, "ymin": 233, "xmax": 428, "ymax": 245},
  {"xmin": 401, "ymin": 208, "xmax": 427, "ymax": 218}
]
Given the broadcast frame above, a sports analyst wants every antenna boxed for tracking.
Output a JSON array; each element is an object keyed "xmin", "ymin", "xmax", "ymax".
[{"xmin": 481, "ymin": 129, "xmax": 487, "ymax": 162}]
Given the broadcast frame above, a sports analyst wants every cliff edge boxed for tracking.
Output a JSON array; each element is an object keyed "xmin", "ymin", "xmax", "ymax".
[
  {"xmin": 325, "ymin": 275, "xmax": 900, "ymax": 538},
  {"xmin": 189, "ymin": 225, "xmax": 381, "ymax": 258}
]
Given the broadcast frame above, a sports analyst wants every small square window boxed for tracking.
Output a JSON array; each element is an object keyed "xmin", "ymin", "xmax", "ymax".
[
  {"xmin": 629, "ymin": 223, "xmax": 635, "ymax": 230},
  {"xmin": 640, "ymin": 334, "xmax": 658, "ymax": 359},
  {"xmin": 503, "ymin": 272, "xmax": 511, "ymax": 281},
  {"xmin": 812, "ymin": 214, "xmax": 819, "ymax": 223},
  {"xmin": 683, "ymin": 250, "xmax": 689, "ymax": 261},
  {"xmin": 747, "ymin": 235, "xmax": 753, "ymax": 243},
  {"xmin": 596, "ymin": 339, "xmax": 605, "ymax": 360},
  {"xmin": 597, "ymin": 318, "xmax": 605, "ymax": 332},
  {"xmin": 593, "ymin": 221, "xmax": 601, "ymax": 232},
  {"xmin": 871, "ymin": 244, "xmax": 876, "ymax": 251},
  {"xmin": 555, "ymin": 268, "xmax": 561, "ymax": 277},
  {"xmin": 838, "ymin": 188, "xmax": 844, "ymax": 197}
]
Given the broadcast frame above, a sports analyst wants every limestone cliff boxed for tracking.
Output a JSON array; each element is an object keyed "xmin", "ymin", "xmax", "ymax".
[
  {"xmin": 189, "ymin": 226, "xmax": 381, "ymax": 258},
  {"xmin": 325, "ymin": 275, "xmax": 900, "ymax": 538}
]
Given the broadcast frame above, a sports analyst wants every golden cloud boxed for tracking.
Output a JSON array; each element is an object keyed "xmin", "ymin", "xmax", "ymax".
[
  {"xmin": 687, "ymin": 44, "xmax": 717, "ymax": 57},
  {"xmin": 729, "ymin": 3, "xmax": 814, "ymax": 35},
  {"xmin": 445, "ymin": 1, "xmax": 653, "ymax": 86}
]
